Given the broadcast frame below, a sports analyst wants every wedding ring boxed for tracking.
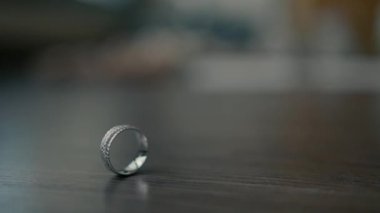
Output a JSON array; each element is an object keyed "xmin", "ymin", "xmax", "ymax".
[{"xmin": 100, "ymin": 125, "xmax": 148, "ymax": 176}]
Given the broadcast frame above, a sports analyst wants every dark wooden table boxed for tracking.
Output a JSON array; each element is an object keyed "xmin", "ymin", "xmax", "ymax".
[{"xmin": 0, "ymin": 83, "xmax": 380, "ymax": 212}]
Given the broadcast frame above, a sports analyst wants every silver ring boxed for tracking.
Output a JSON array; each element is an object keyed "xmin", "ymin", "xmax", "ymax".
[{"xmin": 100, "ymin": 125, "xmax": 148, "ymax": 176}]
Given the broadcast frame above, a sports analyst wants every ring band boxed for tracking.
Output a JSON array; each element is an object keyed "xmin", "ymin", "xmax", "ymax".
[{"xmin": 100, "ymin": 125, "xmax": 148, "ymax": 176}]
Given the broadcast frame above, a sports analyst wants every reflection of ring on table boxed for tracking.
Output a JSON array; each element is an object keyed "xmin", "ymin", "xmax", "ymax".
[{"xmin": 100, "ymin": 125, "xmax": 148, "ymax": 176}]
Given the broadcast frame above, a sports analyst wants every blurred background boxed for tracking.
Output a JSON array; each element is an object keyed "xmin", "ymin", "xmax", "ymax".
[
  {"xmin": 1, "ymin": 2, "xmax": 380, "ymax": 211},
  {"xmin": 1, "ymin": 0, "xmax": 380, "ymax": 87}
]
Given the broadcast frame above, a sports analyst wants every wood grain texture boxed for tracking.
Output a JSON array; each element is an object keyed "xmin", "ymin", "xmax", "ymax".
[{"xmin": 0, "ymin": 87, "xmax": 380, "ymax": 212}]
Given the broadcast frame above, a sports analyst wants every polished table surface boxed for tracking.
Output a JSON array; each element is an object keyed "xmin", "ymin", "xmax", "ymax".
[{"xmin": 1, "ymin": 83, "xmax": 380, "ymax": 212}]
